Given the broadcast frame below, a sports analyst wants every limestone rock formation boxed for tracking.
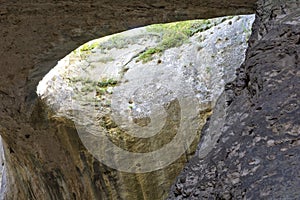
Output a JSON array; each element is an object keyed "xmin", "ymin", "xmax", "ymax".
[
  {"xmin": 0, "ymin": 1, "xmax": 256, "ymax": 196},
  {"xmin": 36, "ymin": 15, "xmax": 254, "ymax": 199},
  {"xmin": 1, "ymin": 0, "xmax": 299, "ymax": 200}
]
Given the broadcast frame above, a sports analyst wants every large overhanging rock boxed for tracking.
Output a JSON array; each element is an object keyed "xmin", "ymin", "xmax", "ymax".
[
  {"xmin": 35, "ymin": 16, "xmax": 253, "ymax": 199},
  {"xmin": 1, "ymin": 0, "xmax": 299, "ymax": 199},
  {"xmin": 0, "ymin": 2, "xmax": 256, "ymax": 199}
]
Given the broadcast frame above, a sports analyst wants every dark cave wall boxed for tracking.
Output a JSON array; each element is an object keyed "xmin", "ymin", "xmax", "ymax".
[{"xmin": 168, "ymin": 0, "xmax": 300, "ymax": 199}]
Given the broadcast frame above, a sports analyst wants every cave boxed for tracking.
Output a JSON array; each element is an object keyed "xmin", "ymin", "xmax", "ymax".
[{"xmin": 0, "ymin": 0, "xmax": 299, "ymax": 199}]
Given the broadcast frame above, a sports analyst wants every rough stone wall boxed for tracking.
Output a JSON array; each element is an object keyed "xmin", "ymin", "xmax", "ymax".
[
  {"xmin": 168, "ymin": 0, "xmax": 300, "ymax": 199},
  {"xmin": 0, "ymin": 1, "xmax": 257, "ymax": 199}
]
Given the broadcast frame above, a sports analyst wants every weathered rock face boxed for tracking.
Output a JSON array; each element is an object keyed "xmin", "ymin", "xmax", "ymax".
[
  {"xmin": 36, "ymin": 16, "xmax": 253, "ymax": 199},
  {"xmin": 0, "ymin": 1, "xmax": 257, "ymax": 199},
  {"xmin": 168, "ymin": 0, "xmax": 300, "ymax": 199},
  {"xmin": 1, "ymin": 0, "xmax": 299, "ymax": 200}
]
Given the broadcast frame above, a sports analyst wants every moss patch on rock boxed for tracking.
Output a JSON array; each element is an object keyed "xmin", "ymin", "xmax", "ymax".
[{"xmin": 137, "ymin": 18, "xmax": 227, "ymax": 63}]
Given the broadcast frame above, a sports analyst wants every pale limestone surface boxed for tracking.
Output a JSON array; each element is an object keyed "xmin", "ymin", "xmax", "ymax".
[{"xmin": 35, "ymin": 15, "xmax": 254, "ymax": 199}]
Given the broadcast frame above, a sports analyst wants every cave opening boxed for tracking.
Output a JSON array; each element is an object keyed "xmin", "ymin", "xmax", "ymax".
[
  {"xmin": 30, "ymin": 14, "xmax": 255, "ymax": 199},
  {"xmin": 2, "ymin": 1, "xmax": 299, "ymax": 199}
]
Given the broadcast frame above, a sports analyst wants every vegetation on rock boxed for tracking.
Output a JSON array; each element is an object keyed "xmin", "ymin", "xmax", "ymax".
[
  {"xmin": 71, "ymin": 16, "xmax": 236, "ymax": 64},
  {"xmin": 137, "ymin": 18, "xmax": 231, "ymax": 63}
]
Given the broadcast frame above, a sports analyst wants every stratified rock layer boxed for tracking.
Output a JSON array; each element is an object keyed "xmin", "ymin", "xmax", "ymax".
[{"xmin": 168, "ymin": 1, "xmax": 300, "ymax": 199}]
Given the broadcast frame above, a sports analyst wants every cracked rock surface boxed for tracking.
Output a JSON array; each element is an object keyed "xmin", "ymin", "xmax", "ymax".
[{"xmin": 168, "ymin": 1, "xmax": 300, "ymax": 199}]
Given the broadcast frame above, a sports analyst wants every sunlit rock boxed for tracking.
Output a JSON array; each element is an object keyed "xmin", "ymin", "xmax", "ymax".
[{"xmin": 37, "ymin": 15, "xmax": 254, "ymax": 199}]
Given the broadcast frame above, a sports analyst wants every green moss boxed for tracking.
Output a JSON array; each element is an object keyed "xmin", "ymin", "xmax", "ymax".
[
  {"xmin": 137, "ymin": 48, "xmax": 163, "ymax": 63},
  {"xmin": 81, "ymin": 44, "xmax": 90, "ymax": 52},
  {"xmin": 147, "ymin": 21, "xmax": 193, "ymax": 37},
  {"xmin": 138, "ymin": 19, "xmax": 216, "ymax": 63},
  {"xmin": 95, "ymin": 78, "xmax": 118, "ymax": 97},
  {"xmin": 97, "ymin": 78, "xmax": 118, "ymax": 88},
  {"xmin": 72, "ymin": 77, "xmax": 119, "ymax": 98},
  {"xmin": 161, "ymin": 31, "xmax": 188, "ymax": 48},
  {"xmin": 96, "ymin": 88, "xmax": 106, "ymax": 95},
  {"xmin": 72, "ymin": 41, "xmax": 100, "ymax": 59},
  {"xmin": 68, "ymin": 76, "xmax": 118, "ymax": 97},
  {"xmin": 80, "ymin": 42, "xmax": 100, "ymax": 52}
]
